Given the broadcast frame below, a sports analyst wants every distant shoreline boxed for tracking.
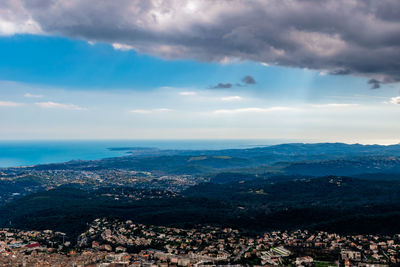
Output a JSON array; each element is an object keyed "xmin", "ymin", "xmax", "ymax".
[{"xmin": 0, "ymin": 139, "xmax": 284, "ymax": 168}]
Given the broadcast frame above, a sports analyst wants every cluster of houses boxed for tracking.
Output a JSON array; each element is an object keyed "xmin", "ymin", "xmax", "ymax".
[
  {"xmin": 77, "ymin": 218, "xmax": 400, "ymax": 266},
  {"xmin": 0, "ymin": 168, "xmax": 201, "ymax": 203},
  {"xmin": 1, "ymin": 218, "xmax": 400, "ymax": 266}
]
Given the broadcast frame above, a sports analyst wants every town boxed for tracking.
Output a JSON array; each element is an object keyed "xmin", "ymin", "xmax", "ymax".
[
  {"xmin": 1, "ymin": 218, "xmax": 399, "ymax": 266},
  {"xmin": 0, "ymin": 168, "xmax": 203, "ymax": 204}
]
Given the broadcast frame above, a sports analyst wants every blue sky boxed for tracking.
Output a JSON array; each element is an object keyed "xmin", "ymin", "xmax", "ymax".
[
  {"xmin": 0, "ymin": 35, "xmax": 369, "ymax": 93},
  {"xmin": 1, "ymin": 0, "xmax": 400, "ymax": 144},
  {"xmin": 0, "ymin": 35, "xmax": 399, "ymax": 143}
]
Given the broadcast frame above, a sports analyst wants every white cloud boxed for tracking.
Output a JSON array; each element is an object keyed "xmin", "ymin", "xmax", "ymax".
[
  {"xmin": 311, "ymin": 103, "xmax": 359, "ymax": 108},
  {"xmin": 213, "ymin": 106, "xmax": 298, "ymax": 115},
  {"xmin": 35, "ymin": 101, "xmax": 87, "ymax": 111},
  {"xmin": 212, "ymin": 104, "xmax": 359, "ymax": 115},
  {"xmin": 220, "ymin": 96, "xmax": 243, "ymax": 101},
  {"xmin": 0, "ymin": 17, "xmax": 41, "ymax": 36},
  {"xmin": 179, "ymin": 91, "xmax": 197, "ymax": 96},
  {"xmin": 319, "ymin": 70, "xmax": 328, "ymax": 76},
  {"xmin": 130, "ymin": 108, "xmax": 171, "ymax": 114},
  {"xmin": 112, "ymin": 43, "xmax": 134, "ymax": 51},
  {"xmin": 0, "ymin": 101, "xmax": 23, "ymax": 107},
  {"xmin": 218, "ymin": 56, "xmax": 240, "ymax": 64},
  {"xmin": 390, "ymin": 96, "xmax": 400, "ymax": 105},
  {"xmin": 24, "ymin": 93, "xmax": 43, "ymax": 98}
]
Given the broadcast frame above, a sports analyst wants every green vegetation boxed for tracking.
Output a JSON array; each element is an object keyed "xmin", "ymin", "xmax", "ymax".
[
  {"xmin": 314, "ymin": 261, "xmax": 336, "ymax": 267},
  {"xmin": 3, "ymin": 143, "xmax": 400, "ymax": 240},
  {"xmin": 2, "ymin": 176, "xmax": 400, "ymax": 239}
]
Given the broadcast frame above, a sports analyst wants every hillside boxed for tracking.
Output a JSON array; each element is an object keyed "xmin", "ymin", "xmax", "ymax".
[
  {"xmin": 2, "ymin": 176, "xmax": 400, "ymax": 238},
  {"xmin": 22, "ymin": 143, "xmax": 400, "ymax": 176}
]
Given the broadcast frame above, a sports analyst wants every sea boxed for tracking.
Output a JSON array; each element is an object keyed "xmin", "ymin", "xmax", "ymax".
[{"xmin": 0, "ymin": 139, "xmax": 292, "ymax": 168}]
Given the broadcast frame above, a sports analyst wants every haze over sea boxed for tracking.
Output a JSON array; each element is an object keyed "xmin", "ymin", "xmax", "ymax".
[{"xmin": 0, "ymin": 139, "xmax": 293, "ymax": 168}]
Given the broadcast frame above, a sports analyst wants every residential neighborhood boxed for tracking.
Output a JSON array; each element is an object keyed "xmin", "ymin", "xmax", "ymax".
[{"xmin": 1, "ymin": 218, "xmax": 399, "ymax": 266}]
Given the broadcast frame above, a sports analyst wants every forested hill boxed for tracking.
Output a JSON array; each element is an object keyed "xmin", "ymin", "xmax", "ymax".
[
  {"xmin": 2, "ymin": 176, "xmax": 400, "ymax": 238},
  {"xmin": 21, "ymin": 143, "xmax": 400, "ymax": 177}
]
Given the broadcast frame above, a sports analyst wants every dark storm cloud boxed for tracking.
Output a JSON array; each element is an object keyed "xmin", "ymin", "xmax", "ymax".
[
  {"xmin": 212, "ymin": 83, "xmax": 233, "ymax": 89},
  {"xmin": 368, "ymin": 79, "xmax": 381, "ymax": 89},
  {"xmin": 3, "ymin": 0, "xmax": 400, "ymax": 83},
  {"xmin": 212, "ymin": 75, "xmax": 256, "ymax": 89},
  {"xmin": 242, "ymin": 76, "xmax": 256, "ymax": 85}
]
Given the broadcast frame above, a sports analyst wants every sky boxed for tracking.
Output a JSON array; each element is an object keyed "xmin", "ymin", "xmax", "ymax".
[{"xmin": 0, "ymin": 0, "xmax": 400, "ymax": 144}]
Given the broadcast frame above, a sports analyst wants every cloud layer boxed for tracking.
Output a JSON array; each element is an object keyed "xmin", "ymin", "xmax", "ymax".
[
  {"xmin": 130, "ymin": 108, "xmax": 171, "ymax": 114},
  {"xmin": 0, "ymin": 100, "xmax": 23, "ymax": 107},
  {"xmin": 35, "ymin": 101, "xmax": 87, "ymax": 111},
  {"xmin": 390, "ymin": 96, "xmax": 400, "ymax": 105},
  {"xmin": 1, "ymin": 0, "xmax": 400, "ymax": 82}
]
